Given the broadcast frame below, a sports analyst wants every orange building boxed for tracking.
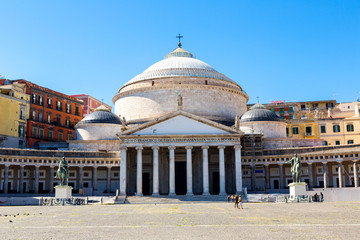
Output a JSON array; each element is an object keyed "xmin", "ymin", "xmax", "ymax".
[{"xmin": 9, "ymin": 80, "xmax": 84, "ymax": 148}]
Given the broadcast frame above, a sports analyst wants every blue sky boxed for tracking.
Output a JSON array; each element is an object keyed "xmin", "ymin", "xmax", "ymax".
[{"xmin": 0, "ymin": 0, "xmax": 359, "ymax": 107}]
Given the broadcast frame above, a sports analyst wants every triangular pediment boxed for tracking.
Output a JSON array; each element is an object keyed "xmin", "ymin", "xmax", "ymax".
[{"xmin": 120, "ymin": 111, "xmax": 240, "ymax": 136}]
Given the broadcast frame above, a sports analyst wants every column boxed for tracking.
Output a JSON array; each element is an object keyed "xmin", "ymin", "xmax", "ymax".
[
  {"xmin": 4, "ymin": 165, "xmax": 9, "ymax": 194},
  {"xmin": 218, "ymin": 146, "xmax": 226, "ymax": 195},
  {"xmin": 322, "ymin": 162, "xmax": 328, "ymax": 188},
  {"xmin": 34, "ymin": 166, "xmax": 39, "ymax": 194},
  {"xmin": 251, "ymin": 162, "xmax": 256, "ymax": 191},
  {"xmin": 264, "ymin": 163, "xmax": 270, "ymax": 190},
  {"xmin": 234, "ymin": 145, "xmax": 242, "ymax": 194},
  {"xmin": 92, "ymin": 167, "xmax": 98, "ymax": 191},
  {"xmin": 168, "ymin": 146, "xmax": 176, "ymax": 196},
  {"xmin": 307, "ymin": 161, "xmax": 313, "ymax": 189},
  {"xmin": 78, "ymin": 166, "xmax": 83, "ymax": 190},
  {"xmin": 107, "ymin": 166, "xmax": 112, "ymax": 193},
  {"xmin": 202, "ymin": 145, "xmax": 210, "ymax": 195},
  {"xmin": 49, "ymin": 166, "xmax": 54, "ymax": 194},
  {"xmin": 120, "ymin": 146, "xmax": 127, "ymax": 195},
  {"xmin": 136, "ymin": 146, "xmax": 143, "ymax": 196},
  {"xmin": 185, "ymin": 146, "xmax": 193, "ymax": 196},
  {"xmin": 279, "ymin": 164, "xmax": 284, "ymax": 189},
  {"xmin": 19, "ymin": 165, "xmax": 24, "ymax": 194},
  {"xmin": 337, "ymin": 161, "xmax": 343, "ymax": 188},
  {"xmin": 353, "ymin": 161, "xmax": 359, "ymax": 188},
  {"xmin": 152, "ymin": 146, "xmax": 160, "ymax": 196}
]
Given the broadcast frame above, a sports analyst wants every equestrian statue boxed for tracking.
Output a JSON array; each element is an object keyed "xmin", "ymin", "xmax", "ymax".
[{"xmin": 55, "ymin": 157, "xmax": 69, "ymax": 186}]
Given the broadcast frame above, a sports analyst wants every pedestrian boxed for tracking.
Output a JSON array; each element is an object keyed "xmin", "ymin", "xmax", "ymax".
[
  {"xmin": 320, "ymin": 192, "xmax": 324, "ymax": 202},
  {"xmin": 234, "ymin": 195, "xmax": 238, "ymax": 208},
  {"xmin": 227, "ymin": 195, "xmax": 231, "ymax": 202},
  {"xmin": 238, "ymin": 195, "xmax": 243, "ymax": 209}
]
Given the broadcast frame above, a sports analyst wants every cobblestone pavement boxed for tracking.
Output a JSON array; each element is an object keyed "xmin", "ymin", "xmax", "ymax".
[{"xmin": 0, "ymin": 201, "xmax": 359, "ymax": 239}]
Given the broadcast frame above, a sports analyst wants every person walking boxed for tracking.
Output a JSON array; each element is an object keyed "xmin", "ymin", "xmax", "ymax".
[
  {"xmin": 234, "ymin": 195, "xmax": 239, "ymax": 208},
  {"xmin": 238, "ymin": 194, "xmax": 243, "ymax": 209}
]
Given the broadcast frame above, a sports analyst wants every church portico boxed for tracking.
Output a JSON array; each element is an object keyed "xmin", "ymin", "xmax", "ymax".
[{"xmin": 118, "ymin": 133, "xmax": 243, "ymax": 196}]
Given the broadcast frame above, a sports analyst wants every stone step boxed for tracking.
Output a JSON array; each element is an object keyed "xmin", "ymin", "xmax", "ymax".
[{"xmin": 125, "ymin": 195, "xmax": 228, "ymax": 204}]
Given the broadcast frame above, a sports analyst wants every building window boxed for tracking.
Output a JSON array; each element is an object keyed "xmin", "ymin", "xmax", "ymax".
[
  {"xmin": 348, "ymin": 140, "xmax": 354, "ymax": 144},
  {"xmin": 32, "ymin": 109, "xmax": 36, "ymax": 120},
  {"xmin": 305, "ymin": 126, "xmax": 312, "ymax": 136},
  {"xmin": 301, "ymin": 105, "xmax": 306, "ymax": 110},
  {"xmin": 67, "ymin": 132, "xmax": 72, "ymax": 140},
  {"xmin": 38, "ymin": 111, "xmax": 43, "ymax": 122},
  {"xmin": 39, "ymin": 128, "xmax": 44, "ymax": 139},
  {"xmin": 289, "ymin": 114, "xmax": 293, "ymax": 119},
  {"xmin": 279, "ymin": 107, "xmax": 284, "ymax": 113},
  {"xmin": 47, "ymin": 97, "xmax": 52, "ymax": 108},
  {"xmin": 286, "ymin": 128, "xmax": 289, "ymax": 136},
  {"xmin": 292, "ymin": 127, "xmax": 299, "ymax": 135},
  {"xmin": 38, "ymin": 95, "xmax": 44, "ymax": 106},
  {"xmin": 320, "ymin": 126, "xmax": 326, "ymax": 133},
  {"xmin": 47, "ymin": 112, "xmax": 51, "ymax": 123},
  {"xmin": 289, "ymin": 107, "xmax": 294, "ymax": 112},
  {"xmin": 75, "ymin": 106, "xmax": 79, "ymax": 116},
  {"xmin": 323, "ymin": 141, "xmax": 328, "ymax": 146},
  {"xmin": 31, "ymin": 93, "xmax": 37, "ymax": 104},
  {"xmin": 333, "ymin": 125, "xmax": 340, "ymax": 133},
  {"xmin": 335, "ymin": 140, "xmax": 340, "ymax": 145},
  {"xmin": 57, "ymin": 115, "xmax": 61, "ymax": 125},
  {"xmin": 326, "ymin": 103, "xmax": 334, "ymax": 109},
  {"xmin": 66, "ymin": 103, "xmax": 71, "ymax": 113},
  {"xmin": 32, "ymin": 127, "xmax": 37, "ymax": 138},
  {"xmin": 65, "ymin": 118, "xmax": 70, "ymax": 127},
  {"xmin": 347, "ymin": 124, "xmax": 354, "ymax": 132},
  {"xmin": 19, "ymin": 107, "xmax": 25, "ymax": 120},
  {"xmin": 18, "ymin": 125, "xmax": 24, "ymax": 138},
  {"xmin": 280, "ymin": 115, "xmax": 284, "ymax": 120},
  {"xmin": 48, "ymin": 130, "xmax": 53, "ymax": 140},
  {"xmin": 313, "ymin": 103, "xmax": 318, "ymax": 110},
  {"xmin": 57, "ymin": 100, "xmax": 62, "ymax": 111},
  {"xmin": 58, "ymin": 132, "xmax": 63, "ymax": 142}
]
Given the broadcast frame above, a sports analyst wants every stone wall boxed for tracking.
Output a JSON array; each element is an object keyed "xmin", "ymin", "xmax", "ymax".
[
  {"xmin": 263, "ymin": 138, "xmax": 323, "ymax": 149},
  {"xmin": 240, "ymin": 121, "xmax": 287, "ymax": 138}
]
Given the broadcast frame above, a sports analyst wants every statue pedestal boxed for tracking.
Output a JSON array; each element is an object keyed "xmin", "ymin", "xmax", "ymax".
[
  {"xmin": 288, "ymin": 182, "xmax": 307, "ymax": 196},
  {"xmin": 54, "ymin": 186, "xmax": 73, "ymax": 199}
]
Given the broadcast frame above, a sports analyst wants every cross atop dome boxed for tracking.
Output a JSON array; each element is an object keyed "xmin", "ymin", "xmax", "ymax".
[{"xmin": 176, "ymin": 33, "xmax": 183, "ymax": 48}]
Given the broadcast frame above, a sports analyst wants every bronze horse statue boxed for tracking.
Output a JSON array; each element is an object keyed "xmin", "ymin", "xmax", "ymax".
[{"xmin": 55, "ymin": 157, "xmax": 69, "ymax": 186}]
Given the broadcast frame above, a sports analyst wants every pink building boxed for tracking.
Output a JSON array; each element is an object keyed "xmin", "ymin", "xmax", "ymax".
[{"xmin": 71, "ymin": 94, "xmax": 112, "ymax": 117}]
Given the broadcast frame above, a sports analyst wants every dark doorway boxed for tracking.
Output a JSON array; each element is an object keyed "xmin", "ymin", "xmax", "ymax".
[
  {"xmin": 23, "ymin": 182, "xmax": 27, "ymax": 192},
  {"xmin": 142, "ymin": 172, "xmax": 150, "ymax": 195},
  {"xmin": 175, "ymin": 162, "xmax": 186, "ymax": 195},
  {"xmin": 39, "ymin": 182, "xmax": 44, "ymax": 193},
  {"xmin": 212, "ymin": 172, "xmax": 220, "ymax": 194},
  {"xmin": 273, "ymin": 179, "xmax": 279, "ymax": 189}
]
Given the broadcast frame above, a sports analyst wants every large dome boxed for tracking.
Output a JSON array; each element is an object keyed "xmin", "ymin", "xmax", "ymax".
[
  {"xmin": 124, "ymin": 48, "xmax": 235, "ymax": 86},
  {"xmin": 113, "ymin": 44, "xmax": 249, "ymax": 125},
  {"xmin": 78, "ymin": 105, "xmax": 121, "ymax": 125}
]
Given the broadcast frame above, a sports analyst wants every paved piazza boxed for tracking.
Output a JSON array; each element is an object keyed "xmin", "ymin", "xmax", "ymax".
[{"xmin": 0, "ymin": 201, "xmax": 360, "ymax": 239}]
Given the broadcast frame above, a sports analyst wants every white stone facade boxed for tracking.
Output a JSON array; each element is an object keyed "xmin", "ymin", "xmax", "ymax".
[
  {"xmin": 75, "ymin": 123, "xmax": 121, "ymax": 141},
  {"xmin": 114, "ymin": 85, "xmax": 248, "ymax": 123},
  {"xmin": 240, "ymin": 121, "xmax": 287, "ymax": 138}
]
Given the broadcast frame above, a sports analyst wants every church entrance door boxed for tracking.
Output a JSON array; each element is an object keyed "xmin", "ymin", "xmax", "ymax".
[
  {"xmin": 175, "ymin": 162, "xmax": 187, "ymax": 195},
  {"xmin": 212, "ymin": 172, "xmax": 220, "ymax": 195},
  {"xmin": 142, "ymin": 172, "xmax": 150, "ymax": 195}
]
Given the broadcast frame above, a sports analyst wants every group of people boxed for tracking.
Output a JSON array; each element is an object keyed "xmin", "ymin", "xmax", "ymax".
[
  {"xmin": 313, "ymin": 192, "xmax": 324, "ymax": 202},
  {"xmin": 227, "ymin": 195, "xmax": 243, "ymax": 209}
]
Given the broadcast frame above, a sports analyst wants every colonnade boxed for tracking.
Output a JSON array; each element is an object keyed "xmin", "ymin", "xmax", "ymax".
[{"xmin": 119, "ymin": 145, "xmax": 243, "ymax": 196}]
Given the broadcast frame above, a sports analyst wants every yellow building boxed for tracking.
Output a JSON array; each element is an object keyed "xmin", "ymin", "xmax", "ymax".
[
  {"xmin": 294, "ymin": 100, "xmax": 336, "ymax": 119},
  {"xmin": 286, "ymin": 119, "xmax": 320, "ymax": 139},
  {"xmin": 0, "ymin": 82, "xmax": 30, "ymax": 148},
  {"xmin": 318, "ymin": 102, "xmax": 360, "ymax": 146}
]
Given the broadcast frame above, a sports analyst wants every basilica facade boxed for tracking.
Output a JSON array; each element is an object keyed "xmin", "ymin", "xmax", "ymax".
[{"xmin": 0, "ymin": 43, "xmax": 359, "ymax": 196}]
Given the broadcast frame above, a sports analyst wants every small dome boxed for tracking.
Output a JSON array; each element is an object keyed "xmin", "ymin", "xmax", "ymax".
[
  {"xmin": 79, "ymin": 105, "xmax": 121, "ymax": 124},
  {"xmin": 240, "ymin": 102, "xmax": 282, "ymax": 122}
]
